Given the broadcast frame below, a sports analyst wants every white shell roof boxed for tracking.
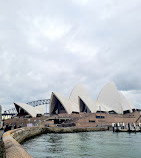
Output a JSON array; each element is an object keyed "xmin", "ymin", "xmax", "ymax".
[
  {"xmin": 15, "ymin": 82, "xmax": 135, "ymax": 116},
  {"xmin": 69, "ymin": 84, "xmax": 90, "ymax": 105},
  {"xmin": 50, "ymin": 82, "xmax": 135, "ymax": 114},
  {"xmin": 69, "ymin": 84, "xmax": 97, "ymax": 112},
  {"xmin": 14, "ymin": 102, "xmax": 45, "ymax": 117},
  {"xmin": 34, "ymin": 105, "xmax": 45, "ymax": 115},
  {"xmin": 118, "ymin": 92, "xmax": 135, "ymax": 112},
  {"xmin": 50, "ymin": 92, "xmax": 79, "ymax": 114},
  {"xmin": 96, "ymin": 101, "xmax": 113, "ymax": 112},
  {"xmin": 97, "ymin": 82, "xmax": 134, "ymax": 114}
]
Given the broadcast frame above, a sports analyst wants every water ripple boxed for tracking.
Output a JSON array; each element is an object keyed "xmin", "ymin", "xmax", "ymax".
[{"xmin": 23, "ymin": 132, "xmax": 141, "ymax": 158}]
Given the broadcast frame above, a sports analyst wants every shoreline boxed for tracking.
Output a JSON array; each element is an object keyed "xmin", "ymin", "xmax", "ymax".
[
  {"xmin": 1, "ymin": 125, "xmax": 140, "ymax": 158},
  {"xmin": 1, "ymin": 126, "xmax": 107, "ymax": 158}
]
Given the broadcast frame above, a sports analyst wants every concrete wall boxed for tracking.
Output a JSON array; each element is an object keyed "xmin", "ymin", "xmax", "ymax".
[
  {"xmin": 75, "ymin": 111, "xmax": 141, "ymax": 127},
  {"xmin": 2, "ymin": 127, "xmax": 44, "ymax": 158},
  {"xmin": 45, "ymin": 127, "xmax": 107, "ymax": 133}
]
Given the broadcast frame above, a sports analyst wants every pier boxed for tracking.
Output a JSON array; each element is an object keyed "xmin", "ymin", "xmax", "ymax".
[{"xmin": 112, "ymin": 122, "xmax": 141, "ymax": 133}]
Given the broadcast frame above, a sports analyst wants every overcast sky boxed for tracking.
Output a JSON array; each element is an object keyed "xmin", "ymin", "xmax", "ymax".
[{"xmin": 0, "ymin": 0, "xmax": 141, "ymax": 111}]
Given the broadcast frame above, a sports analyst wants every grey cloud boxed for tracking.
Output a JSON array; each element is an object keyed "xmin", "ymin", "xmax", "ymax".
[{"xmin": 0, "ymin": 0, "xmax": 141, "ymax": 111}]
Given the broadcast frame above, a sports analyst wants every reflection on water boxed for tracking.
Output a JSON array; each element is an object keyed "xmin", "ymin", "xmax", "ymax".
[{"xmin": 23, "ymin": 132, "xmax": 141, "ymax": 158}]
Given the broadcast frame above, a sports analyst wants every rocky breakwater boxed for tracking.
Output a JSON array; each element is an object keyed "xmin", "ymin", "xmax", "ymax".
[{"xmin": 2, "ymin": 127, "xmax": 45, "ymax": 158}]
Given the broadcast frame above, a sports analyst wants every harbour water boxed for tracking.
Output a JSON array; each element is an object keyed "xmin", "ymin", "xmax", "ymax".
[{"xmin": 22, "ymin": 131, "xmax": 141, "ymax": 158}]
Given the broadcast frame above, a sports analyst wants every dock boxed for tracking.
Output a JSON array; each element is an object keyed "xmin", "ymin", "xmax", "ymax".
[{"xmin": 112, "ymin": 122, "xmax": 141, "ymax": 133}]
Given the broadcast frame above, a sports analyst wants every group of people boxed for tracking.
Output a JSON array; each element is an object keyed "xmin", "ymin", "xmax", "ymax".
[{"xmin": 4, "ymin": 123, "xmax": 17, "ymax": 132}]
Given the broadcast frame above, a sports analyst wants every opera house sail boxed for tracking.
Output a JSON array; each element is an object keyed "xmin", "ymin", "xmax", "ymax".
[
  {"xmin": 96, "ymin": 82, "xmax": 134, "ymax": 114},
  {"xmin": 14, "ymin": 102, "xmax": 44, "ymax": 117},
  {"xmin": 50, "ymin": 82, "xmax": 135, "ymax": 115},
  {"xmin": 69, "ymin": 84, "xmax": 97, "ymax": 113},
  {"xmin": 49, "ymin": 92, "xmax": 79, "ymax": 115},
  {"xmin": 14, "ymin": 82, "xmax": 135, "ymax": 117}
]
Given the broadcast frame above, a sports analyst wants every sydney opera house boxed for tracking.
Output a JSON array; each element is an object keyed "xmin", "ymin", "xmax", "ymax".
[
  {"xmin": 50, "ymin": 82, "xmax": 135, "ymax": 115},
  {"xmin": 14, "ymin": 82, "xmax": 135, "ymax": 118}
]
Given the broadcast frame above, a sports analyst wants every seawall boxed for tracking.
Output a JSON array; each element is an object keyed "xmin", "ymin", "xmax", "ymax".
[
  {"xmin": 44, "ymin": 127, "xmax": 107, "ymax": 133},
  {"xmin": 2, "ymin": 126, "xmax": 107, "ymax": 158},
  {"xmin": 2, "ymin": 127, "xmax": 45, "ymax": 158}
]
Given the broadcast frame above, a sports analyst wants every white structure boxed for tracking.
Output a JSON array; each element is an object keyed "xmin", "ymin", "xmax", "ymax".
[
  {"xmin": 69, "ymin": 84, "xmax": 97, "ymax": 113},
  {"xmin": 49, "ymin": 92, "xmax": 79, "ymax": 114},
  {"xmin": 14, "ymin": 82, "xmax": 135, "ymax": 117},
  {"xmin": 14, "ymin": 102, "xmax": 44, "ymax": 117},
  {"xmin": 96, "ymin": 82, "xmax": 134, "ymax": 114},
  {"xmin": 50, "ymin": 82, "xmax": 135, "ymax": 115}
]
